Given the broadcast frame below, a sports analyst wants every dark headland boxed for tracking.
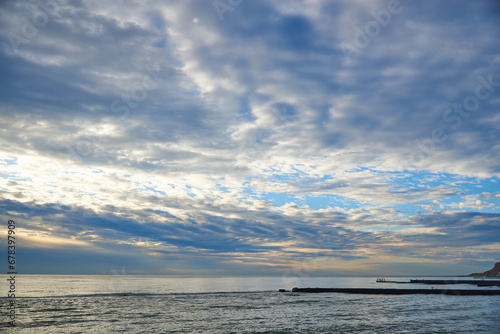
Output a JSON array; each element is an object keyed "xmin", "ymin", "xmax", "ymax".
[{"xmin": 468, "ymin": 262, "xmax": 500, "ymax": 277}]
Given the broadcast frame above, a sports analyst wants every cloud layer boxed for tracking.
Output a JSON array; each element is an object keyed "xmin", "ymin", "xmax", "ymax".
[{"xmin": 0, "ymin": 0, "xmax": 499, "ymax": 275}]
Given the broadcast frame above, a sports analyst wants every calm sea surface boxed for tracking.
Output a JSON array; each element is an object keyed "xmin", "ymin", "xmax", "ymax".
[{"xmin": 1, "ymin": 275, "xmax": 499, "ymax": 333}]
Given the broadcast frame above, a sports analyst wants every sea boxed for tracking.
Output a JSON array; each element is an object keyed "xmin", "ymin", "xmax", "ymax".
[{"xmin": 1, "ymin": 275, "xmax": 499, "ymax": 333}]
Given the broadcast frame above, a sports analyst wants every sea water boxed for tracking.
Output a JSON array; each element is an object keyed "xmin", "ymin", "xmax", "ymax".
[{"xmin": 1, "ymin": 275, "xmax": 499, "ymax": 333}]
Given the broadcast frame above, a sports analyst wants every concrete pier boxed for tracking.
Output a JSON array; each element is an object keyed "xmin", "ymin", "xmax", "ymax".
[
  {"xmin": 290, "ymin": 287, "xmax": 500, "ymax": 295},
  {"xmin": 476, "ymin": 282, "xmax": 500, "ymax": 287},
  {"xmin": 410, "ymin": 279, "xmax": 500, "ymax": 285}
]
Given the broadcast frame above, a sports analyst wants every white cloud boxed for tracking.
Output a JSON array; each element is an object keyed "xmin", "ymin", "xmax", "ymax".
[{"xmin": 0, "ymin": 0, "xmax": 499, "ymax": 274}]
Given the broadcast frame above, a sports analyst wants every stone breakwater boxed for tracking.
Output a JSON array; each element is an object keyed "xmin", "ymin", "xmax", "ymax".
[{"xmin": 290, "ymin": 287, "xmax": 500, "ymax": 295}]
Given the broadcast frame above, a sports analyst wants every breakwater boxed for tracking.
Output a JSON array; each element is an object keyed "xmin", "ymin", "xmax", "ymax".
[
  {"xmin": 477, "ymin": 281, "xmax": 500, "ymax": 287},
  {"xmin": 290, "ymin": 287, "xmax": 500, "ymax": 295},
  {"xmin": 410, "ymin": 279, "xmax": 500, "ymax": 285}
]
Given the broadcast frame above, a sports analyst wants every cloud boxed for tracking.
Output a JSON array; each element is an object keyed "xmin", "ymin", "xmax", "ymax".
[
  {"xmin": 0, "ymin": 0, "xmax": 499, "ymax": 275},
  {"xmin": 480, "ymin": 192, "xmax": 500, "ymax": 199}
]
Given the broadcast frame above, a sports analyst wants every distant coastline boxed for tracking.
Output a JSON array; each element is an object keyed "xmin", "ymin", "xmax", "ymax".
[{"xmin": 467, "ymin": 262, "xmax": 500, "ymax": 277}]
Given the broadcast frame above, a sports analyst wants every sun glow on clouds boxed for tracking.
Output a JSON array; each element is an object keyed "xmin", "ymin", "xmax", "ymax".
[
  {"xmin": 3, "ymin": 229, "xmax": 91, "ymax": 249},
  {"xmin": 0, "ymin": 0, "xmax": 499, "ymax": 275}
]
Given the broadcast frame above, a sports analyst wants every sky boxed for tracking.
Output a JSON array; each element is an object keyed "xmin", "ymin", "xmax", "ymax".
[{"xmin": 0, "ymin": 0, "xmax": 499, "ymax": 277}]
